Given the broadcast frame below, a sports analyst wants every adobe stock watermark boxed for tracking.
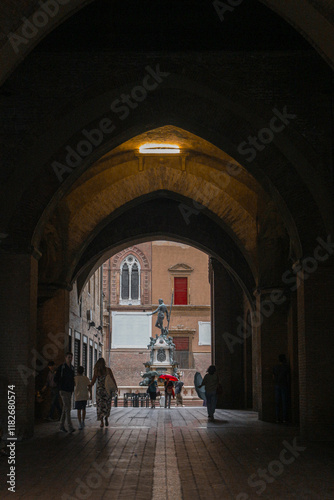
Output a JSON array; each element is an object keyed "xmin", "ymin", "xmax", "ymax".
[
  {"xmin": 17, "ymin": 331, "xmax": 64, "ymax": 385},
  {"xmin": 224, "ymin": 234, "xmax": 334, "ymax": 354},
  {"xmin": 62, "ymin": 457, "xmax": 115, "ymax": 500},
  {"xmin": 7, "ymin": 0, "xmax": 71, "ymax": 55},
  {"xmin": 52, "ymin": 64, "xmax": 170, "ymax": 183},
  {"xmin": 178, "ymin": 161, "xmax": 242, "ymax": 225},
  {"xmin": 236, "ymin": 437, "xmax": 306, "ymax": 499},
  {"xmin": 238, "ymin": 107, "xmax": 296, "ymax": 162},
  {"xmin": 213, "ymin": 0, "xmax": 244, "ymax": 22}
]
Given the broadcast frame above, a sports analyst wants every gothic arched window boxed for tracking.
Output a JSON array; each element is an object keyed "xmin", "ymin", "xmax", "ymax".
[{"xmin": 120, "ymin": 255, "xmax": 141, "ymax": 305}]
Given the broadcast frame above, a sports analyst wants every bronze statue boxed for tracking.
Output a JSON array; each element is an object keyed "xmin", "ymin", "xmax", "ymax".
[{"xmin": 147, "ymin": 299, "xmax": 169, "ymax": 331}]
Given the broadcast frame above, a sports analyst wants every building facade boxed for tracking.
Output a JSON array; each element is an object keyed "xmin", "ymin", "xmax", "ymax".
[
  {"xmin": 69, "ymin": 267, "xmax": 104, "ymax": 383},
  {"xmin": 102, "ymin": 241, "xmax": 211, "ymax": 402}
]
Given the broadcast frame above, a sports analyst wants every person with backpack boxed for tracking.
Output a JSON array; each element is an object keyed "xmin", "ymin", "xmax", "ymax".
[
  {"xmin": 165, "ymin": 380, "xmax": 174, "ymax": 409},
  {"xmin": 54, "ymin": 352, "xmax": 75, "ymax": 433}
]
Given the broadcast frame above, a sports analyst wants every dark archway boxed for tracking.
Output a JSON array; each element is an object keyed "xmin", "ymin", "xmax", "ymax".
[{"xmin": 72, "ymin": 192, "xmax": 256, "ymax": 303}]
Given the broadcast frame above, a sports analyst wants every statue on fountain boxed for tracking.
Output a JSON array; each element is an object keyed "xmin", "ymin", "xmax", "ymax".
[
  {"xmin": 147, "ymin": 298, "xmax": 170, "ymax": 336},
  {"xmin": 140, "ymin": 294, "xmax": 177, "ymax": 386}
]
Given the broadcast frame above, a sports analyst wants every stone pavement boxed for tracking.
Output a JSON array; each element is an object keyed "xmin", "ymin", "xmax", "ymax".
[{"xmin": 0, "ymin": 407, "xmax": 334, "ymax": 499}]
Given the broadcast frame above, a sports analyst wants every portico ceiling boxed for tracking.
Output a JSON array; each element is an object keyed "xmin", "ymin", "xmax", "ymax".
[
  {"xmin": 1, "ymin": 0, "xmax": 334, "ymax": 86},
  {"xmin": 0, "ymin": 0, "xmax": 331, "ymax": 299}
]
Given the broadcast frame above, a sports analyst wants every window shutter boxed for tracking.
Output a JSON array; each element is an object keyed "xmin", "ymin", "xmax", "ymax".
[
  {"xmin": 174, "ymin": 277, "xmax": 188, "ymax": 305},
  {"xmin": 131, "ymin": 263, "xmax": 139, "ymax": 299},
  {"xmin": 121, "ymin": 263, "xmax": 129, "ymax": 299},
  {"xmin": 82, "ymin": 343, "xmax": 87, "ymax": 374},
  {"xmin": 174, "ymin": 337, "xmax": 189, "ymax": 350}
]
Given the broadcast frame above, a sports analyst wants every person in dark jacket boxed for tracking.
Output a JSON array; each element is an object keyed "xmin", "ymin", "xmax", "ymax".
[
  {"xmin": 54, "ymin": 352, "xmax": 75, "ymax": 433},
  {"xmin": 165, "ymin": 380, "xmax": 175, "ymax": 409},
  {"xmin": 199, "ymin": 365, "xmax": 219, "ymax": 421},
  {"xmin": 147, "ymin": 377, "xmax": 158, "ymax": 409}
]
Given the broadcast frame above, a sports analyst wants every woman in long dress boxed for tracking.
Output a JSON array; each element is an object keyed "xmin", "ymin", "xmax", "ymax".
[{"xmin": 89, "ymin": 358, "xmax": 117, "ymax": 428}]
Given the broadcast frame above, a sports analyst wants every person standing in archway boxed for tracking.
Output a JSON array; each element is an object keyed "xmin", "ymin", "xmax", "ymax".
[{"xmin": 199, "ymin": 365, "xmax": 219, "ymax": 422}]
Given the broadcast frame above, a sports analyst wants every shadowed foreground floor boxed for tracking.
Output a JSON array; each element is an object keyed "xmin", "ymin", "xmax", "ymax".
[{"xmin": 0, "ymin": 407, "xmax": 333, "ymax": 499}]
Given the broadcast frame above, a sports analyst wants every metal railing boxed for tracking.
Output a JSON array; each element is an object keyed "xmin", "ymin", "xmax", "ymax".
[{"xmin": 123, "ymin": 393, "xmax": 150, "ymax": 408}]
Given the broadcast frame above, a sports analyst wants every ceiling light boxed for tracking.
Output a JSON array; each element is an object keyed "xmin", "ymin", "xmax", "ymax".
[{"xmin": 139, "ymin": 143, "xmax": 180, "ymax": 154}]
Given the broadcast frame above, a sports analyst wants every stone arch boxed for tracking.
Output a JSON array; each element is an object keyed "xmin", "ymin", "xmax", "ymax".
[
  {"xmin": 73, "ymin": 192, "xmax": 257, "ymax": 305},
  {"xmin": 31, "ymin": 121, "xmax": 323, "ymax": 300},
  {"xmin": 7, "ymin": 78, "xmax": 326, "ymax": 265},
  {"xmin": 111, "ymin": 246, "xmax": 150, "ymax": 271}
]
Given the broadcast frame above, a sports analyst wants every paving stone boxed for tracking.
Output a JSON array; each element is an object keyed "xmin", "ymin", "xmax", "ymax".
[{"xmin": 0, "ymin": 407, "xmax": 333, "ymax": 499}]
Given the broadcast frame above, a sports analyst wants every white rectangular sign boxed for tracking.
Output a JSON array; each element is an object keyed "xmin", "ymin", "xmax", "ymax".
[
  {"xmin": 112, "ymin": 312, "xmax": 152, "ymax": 348},
  {"xmin": 198, "ymin": 321, "xmax": 211, "ymax": 345}
]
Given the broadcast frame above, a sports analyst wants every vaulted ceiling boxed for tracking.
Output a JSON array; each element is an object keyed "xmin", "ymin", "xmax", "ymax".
[{"xmin": 0, "ymin": 0, "xmax": 332, "ymax": 300}]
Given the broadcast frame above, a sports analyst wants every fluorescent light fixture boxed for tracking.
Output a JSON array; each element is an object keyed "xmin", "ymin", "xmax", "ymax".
[{"xmin": 139, "ymin": 143, "xmax": 180, "ymax": 154}]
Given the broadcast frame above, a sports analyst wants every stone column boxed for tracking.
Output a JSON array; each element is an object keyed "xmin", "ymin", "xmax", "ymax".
[
  {"xmin": 0, "ymin": 252, "xmax": 38, "ymax": 438},
  {"xmin": 254, "ymin": 287, "xmax": 289, "ymax": 422},
  {"xmin": 210, "ymin": 258, "xmax": 244, "ymax": 409},
  {"xmin": 36, "ymin": 287, "xmax": 70, "ymax": 419},
  {"xmin": 296, "ymin": 262, "xmax": 334, "ymax": 441},
  {"xmin": 37, "ymin": 287, "xmax": 70, "ymax": 364}
]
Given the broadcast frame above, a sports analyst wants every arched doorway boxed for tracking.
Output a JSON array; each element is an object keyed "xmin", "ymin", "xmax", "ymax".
[{"xmin": 0, "ymin": 0, "xmax": 333, "ymax": 445}]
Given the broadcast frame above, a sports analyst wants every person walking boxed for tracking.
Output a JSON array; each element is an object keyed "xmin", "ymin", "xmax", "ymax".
[
  {"xmin": 41, "ymin": 361, "xmax": 62, "ymax": 421},
  {"xmin": 198, "ymin": 365, "xmax": 219, "ymax": 421},
  {"xmin": 54, "ymin": 352, "xmax": 75, "ymax": 433},
  {"xmin": 74, "ymin": 366, "xmax": 91, "ymax": 429},
  {"xmin": 273, "ymin": 354, "xmax": 290, "ymax": 423},
  {"xmin": 175, "ymin": 377, "xmax": 184, "ymax": 407},
  {"xmin": 165, "ymin": 381, "xmax": 174, "ymax": 409},
  {"xmin": 147, "ymin": 376, "xmax": 158, "ymax": 408},
  {"xmin": 89, "ymin": 358, "xmax": 117, "ymax": 428}
]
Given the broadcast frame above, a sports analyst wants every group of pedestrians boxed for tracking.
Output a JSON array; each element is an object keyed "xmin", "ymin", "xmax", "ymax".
[
  {"xmin": 143, "ymin": 365, "xmax": 221, "ymax": 420},
  {"xmin": 43, "ymin": 352, "xmax": 117, "ymax": 433},
  {"xmin": 43, "ymin": 354, "xmax": 290, "ymax": 429},
  {"xmin": 147, "ymin": 376, "xmax": 184, "ymax": 409}
]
